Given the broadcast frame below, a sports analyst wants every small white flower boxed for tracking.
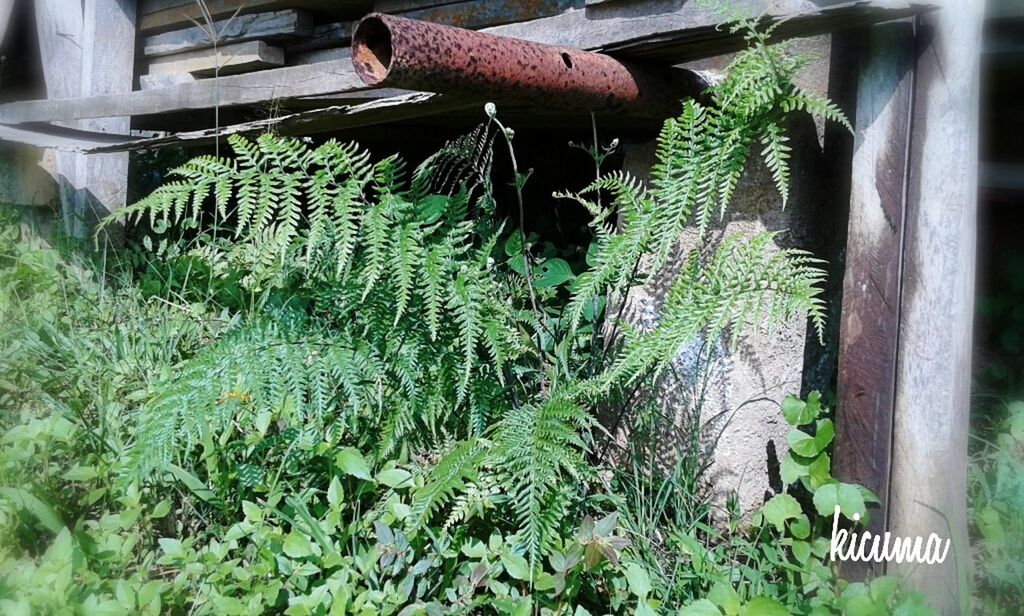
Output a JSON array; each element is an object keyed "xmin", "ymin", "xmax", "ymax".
[
  {"xmin": 486, "ymin": 256, "xmax": 495, "ymax": 269},
  {"xmin": 504, "ymin": 127, "xmax": 515, "ymax": 140}
]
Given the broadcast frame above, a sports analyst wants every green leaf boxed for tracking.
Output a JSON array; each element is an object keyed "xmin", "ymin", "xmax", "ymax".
[
  {"xmin": 680, "ymin": 599, "xmax": 723, "ymax": 616},
  {"xmin": 786, "ymin": 429, "xmax": 821, "ymax": 457},
  {"xmin": 377, "ymin": 468, "xmax": 413, "ymax": 489},
  {"xmin": 0, "ymin": 487, "xmax": 63, "ymax": 533},
  {"xmin": 327, "ymin": 477, "xmax": 344, "ymax": 508},
  {"xmin": 44, "ymin": 527, "xmax": 73, "ymax": 565},
  {"xmin": 779, "ymin": 453, "xmax": 808, "ymax": 485},
  {"xmin": 623, "ymin": 562, "xmax": 652, "ymax": 597},
  {"xmin": 283, "ymin": 532, "xmax": 314, "ymax": 559},
  {"xmin": 62, "ymin": 465, "xmax": 98, "ymax": 482},
  {"xmin": 504, "ymin": 233, "xmax": 523, "ymax": 257},
  {"xmin": 461, "ymin": 540, "xmax": 487, "ymax": 559},
  {"xmin": 791, "ymin": 540, "xmax": 811, "ymax": 564},
  {"xmin": 781, "ymin": 395, "xmax": 815, "ymax": 426},
  {"xmin": 807, "ymin": 452, "xmax": 832, "ymax": 488},
  {"xmin": 762, "ymin": 493, "xmax": 801, "ymax": 531},
  {"xmin": 416, "ymin": 194, "xmax": 448, "ymax": 225},
  {"xmin": 814, "ymin": 419, "xmax": 835, "ymax": 451},
  {"xmin": 165, "ymin": 464, "xmax": 222, "ymax": 507},
  {"xmin": 790, "ymin": 514, "xmax": 811, "ymax": 540},
  {"xmin": 501, "ymin": 552, "xmax": 531, "ymax": 581},
  {"xmin": 1008, "ymin": 401, "xmax": 1024, "ymax": 441},
  {"xmin": 158, "ymin": 538, "xmax": 184, "ymax": 559},
  {"xmin": 335, "ymin": 448, "xmax": 373, "ymax": 481},
  {"xmin": 151, "ymin": 499, "xmax": 172, "ymax": 518},
  {"xmin": 708, "ymin": 583, "xmax": 741, "ymax": 615},
  {"xmin": 813, "ymin": 482, "xmax": 867, "ymax": 520},
  {"xmin": 741, "ymin": 597, "xmax": 788, "ymax": 616},
  {"xmin": 534, "ymin": 258, "xmax": 574, "ymax": 288}
]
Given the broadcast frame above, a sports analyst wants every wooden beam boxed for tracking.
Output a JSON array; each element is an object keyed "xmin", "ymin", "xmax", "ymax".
[
  {"xmin": 283, "ymin": 21, "xmax": 354, "ymax": 54},
  {"xmin": 34, "ymin": 0, "xmax": 84, "ymax": 232},
  {"xmin": 490, "ymin": 0, "xmax": 934, "ymax": 61},
  {"xmin": 396, "ymin": 0, "xmax": 576, "ymax": 30},
  {"xmin": 888, "ymin": 4, "xmax": 983, "ymax": 613},
  {"xmin": 0, "ymin": 0, "xmax": 14, "ymax": 48},
  {"xmin": 88, "ymin": 92, "xmax": 475, "ymax": 152},
  {"xmin": 141, "ymin": 0, "xmax": 281, "ymax": 33},
  {"xmin": 74, "ymin": 0, "xmax": 137, "ymax": 239},
  {"xmin": 147, "ymin": 40, "xmax": 285, "ymax": 76},
  {"xmin": 0, "ymin": 59, "xmax": 367, "ymax": 123},
  {"xmin": 143, "ymin": 9, "xmax": 312, "ymax": 58},
  {"xmin": 139, "ymin": 0, "xmax": 369, "ymax": 33},
  {"xmin": 0, "ymin": 122, "xmax": 140, "ymax": 150},
  {"xmin": 833, "ymin": 21, "xmax": 915, "ymax": 581}
]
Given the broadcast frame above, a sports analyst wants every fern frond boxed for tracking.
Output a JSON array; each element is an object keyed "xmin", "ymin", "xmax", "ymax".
[
  {"xmin": 488, "ymin": 395, "xmax": 591, "ymax": 563},
  {"xmin": 600, "ymin": 232, "xmax": 826, "ymax": 390}
]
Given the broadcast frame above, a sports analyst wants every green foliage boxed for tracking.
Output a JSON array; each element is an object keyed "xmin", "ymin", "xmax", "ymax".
[
  {"xmin": 970, "ymin": 221, "xmax": 1024, "ymax": 614},
  {"xmin": 0, "ymin": 20, "xmax": 912, "ymax": 616},
  {"xmin": 559, "ymin": 19, "xmax": 845, "ymax": 342},
  {"xmin": 615, "ymin": 392, "xmax": 933, "ymax": 616},
  {"xmin": 969, "ymin": 401, "xmax": 1024, "ymax": 615},
  {"xmin": 113, "ymin": 128, "xmax": 533, "ymax": 474}
]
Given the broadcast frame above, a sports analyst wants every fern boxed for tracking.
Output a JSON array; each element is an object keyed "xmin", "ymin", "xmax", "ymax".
[
  {"xmin": 488, "ymin": 395, "xmax": 592, "ymax": 564},
  {"xmin": 562, "ymin": 22, "xmax": 849, "ymax": 336},
  {"xmin": 120, "ymin": 129, "xmax": 532, "ymax": 474},
  {"xmin": 118, "ymin": 21, "xmax": 845, "ymax": 566},
  {"xmin": 599, "ymin": 232, "xmax": 826, "ymax": 391}
]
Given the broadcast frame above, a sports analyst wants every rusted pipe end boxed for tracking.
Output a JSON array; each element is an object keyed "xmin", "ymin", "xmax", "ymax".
[{"xmin": 352, "ymin": 14, "xmax": 394, "ymax": 86}]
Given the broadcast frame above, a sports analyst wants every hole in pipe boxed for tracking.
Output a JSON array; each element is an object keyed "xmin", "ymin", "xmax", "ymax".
[
  {"xmin": 353, "ymin": 17, "xmax": 393, "ymax": 85},
  {"xmin": 561, "ymin": 52, "xmax": 573, "ymax": 69}
]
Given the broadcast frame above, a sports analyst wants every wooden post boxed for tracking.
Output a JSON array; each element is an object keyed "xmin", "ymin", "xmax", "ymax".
[
  {"xmin": 834, "ymin": 21, "xmax": 915, "ymax": 579},
  {"xmin": 34, "ymin": 0, "xmax": 136, "ymax": 240},
  {"xmin": 0, "ymin": 0, "xmax": 13, "ymax": 47},
  {"xmin": 889, "ymin": 3, "xmax": 982, "ymax": 613}
]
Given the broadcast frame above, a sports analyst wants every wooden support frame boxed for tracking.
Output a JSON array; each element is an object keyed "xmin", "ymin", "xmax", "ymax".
[
  {"xmin": 889, "ymin": 3, "xmax": 982, "ymax": 612},
  {"xmin": 834, "ymin": 20, "xmax": 915, "ymax": 580},
  {"xmin": 836, "ymin": 5, "xmax": 982, "ymax": 613},
  {"xmin": 34, "ymin": 0, "xmax": 136, "ymax": 239}
]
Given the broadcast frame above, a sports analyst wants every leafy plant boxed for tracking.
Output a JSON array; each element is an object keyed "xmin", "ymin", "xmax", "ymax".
[{"xmin": 0, "ymin": 18, "xmax": 926, "ymax": 616}]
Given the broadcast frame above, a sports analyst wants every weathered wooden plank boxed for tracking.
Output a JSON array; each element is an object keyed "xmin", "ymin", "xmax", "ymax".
[
  {"xmin": 148, "ymin": 40, "xmax": 285, "ymax": 76},
  {"xmin": 88, "ymin": 92, "xmax": 475, "ymax": 152},
  {"xmin": 0, "ymin": 59, "xmax": 367, "ymax": 123},
  {"xmin": 888, "ymin": 3, "xmax": 982, "ymax": 613},
  {"xmin": 34, "ymin": 0, "xmax": 84, "ymax": 232},
  {"xmin": 2, "ymin": 0, "xmax": 935, "ymax": 125},
  {"xmin": 396, "ymin": 0, "xmax": 575, "ymax": 30},
  {"xmin": 0, "ymin": 0, "xmax": 14, "ymax": 48},
  {"xmin": 0, "ymin": 122, "xmax": 139, "ymax": 150},
  {"xmin": 76, "ymin": 0, "xmax": 136, "ymax": 239},
  {"xmin": 139, "ymin": 72, "xmax": 197, "ymax": 90},
  {"xmin": 289, "ymin": 46, "xmax": 351, "ymax": 66},
  {"xmin": 140, "ymin": 0, "xmax": 285, "ymax": 33},
  {"xmin": 492, "ymin": 0, "xmax": 934, "ymax": 62},
  {"xmin": 833, "ymin": 21, "xmax": 914, "ymax": 581},
  {"xmin": 282, "ymin": 21, "xmax": 354, "ymax": 53},
  {"xmin": 139, "ymin": 0, "xmax": 369, "ymax": 33},
  {"xmin": 143, "ymin": 9, "xmax": 312, "ymax": 57},
  {"xmin": 375, "ymin": 0, "xmax": 458, "ymax": 11}
]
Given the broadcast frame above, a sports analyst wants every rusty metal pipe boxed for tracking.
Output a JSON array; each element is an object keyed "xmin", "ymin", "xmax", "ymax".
[{"xmin": 351, "ymin": 13, "xmax": 704, "ymax": 118}]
